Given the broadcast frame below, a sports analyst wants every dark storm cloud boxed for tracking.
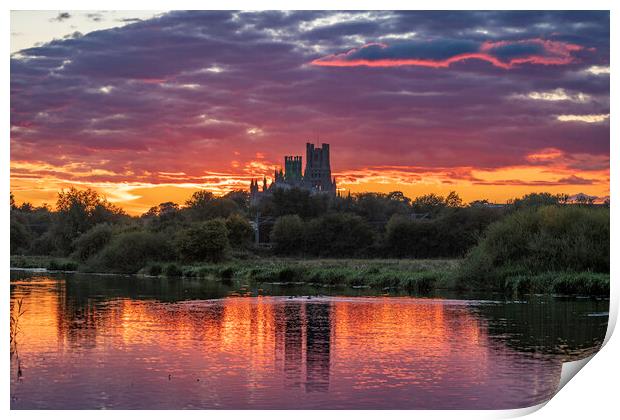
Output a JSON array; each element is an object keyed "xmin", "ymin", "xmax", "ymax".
[
  {"xmin": 347, "ymin": 40, "xmax": 480, "ymax": 61},
  {"xmin": 486, "ymin": 42, "xmax": 544, "ymax": 59},
  {"xmin": 10, "ymin": 10, "xmax": 609, "ymax": 182}
]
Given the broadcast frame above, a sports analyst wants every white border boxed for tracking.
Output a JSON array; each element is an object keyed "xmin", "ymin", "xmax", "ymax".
[{"xmin": 3, "ymin": 1, "xmax": 616, "ymax": 419}]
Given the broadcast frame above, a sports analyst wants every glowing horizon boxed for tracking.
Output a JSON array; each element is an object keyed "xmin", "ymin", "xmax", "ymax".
[{"xmin": 10, "ymin": 156, "xmax": 610, "ymax": 215}]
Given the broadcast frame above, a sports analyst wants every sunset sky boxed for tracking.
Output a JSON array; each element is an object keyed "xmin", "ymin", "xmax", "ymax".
[{"xmin": 10, "ymin": 11, "xmax": 610, "ymax": 215}]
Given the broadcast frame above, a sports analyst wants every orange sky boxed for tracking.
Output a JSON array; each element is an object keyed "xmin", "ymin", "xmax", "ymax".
[{"xmin": 10, "ymin": 157, "xmax": 609, "ymax": 215}]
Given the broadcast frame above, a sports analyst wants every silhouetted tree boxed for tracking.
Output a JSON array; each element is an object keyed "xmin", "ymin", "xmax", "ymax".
[
  {"xmin": 52, "ymin": 187, "xmax": 125, "ymax": 254},
  {"xmin": 185, "ymin": 190, "xmax": 214, "ymax": 209},
  {"xmin": 223, "ymin": 190, "xmax": 250, "ymax": 211},
  {"xmin": 510, "ymin": 192, "xmax": 560, "ymax": 209},
  {"xmin": 469, "ymin": 199, "xmax": 490, "ymax": 207},
  {"xmin": 271, "ymin": 215, "xmax": 305, "ymax": 255},
  {"xmin": 176, "ymin": 219, "xmax": 230, "ymax": 262},
  {"xmin": 412, "ymin": 193, "xmax": 445, "ymax": 216},
  {"xmin": 265, "ymin": 188, "xmax": 327, "ymax": 218},
  {"xmin": 225, "ymin": 213, "xmax": 253, "ymax": 248},
  {"xmin": 304, "ymin": 213, "xmax": 374, "ymax": 257},
  {"xmin": 445, "ymin": 191, "xmax": 463, "ymax": 208},
  {"xmin": 72, "ymin": 224, "xmax": 113, "ymax": 262}
]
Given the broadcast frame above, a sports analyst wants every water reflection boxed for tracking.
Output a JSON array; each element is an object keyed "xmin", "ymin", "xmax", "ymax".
[
  {"xmin": 10, "ymin": 272, "xmax": 608, "ymax": 409},
  {"xmin": 306, "ymin": 304, "xmax": 331, "ymax": 392}
]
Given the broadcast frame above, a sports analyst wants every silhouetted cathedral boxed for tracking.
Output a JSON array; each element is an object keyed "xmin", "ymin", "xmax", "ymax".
[{"xmin": 250, "ymin": 143, "xmax": 336, "ymax": 202}]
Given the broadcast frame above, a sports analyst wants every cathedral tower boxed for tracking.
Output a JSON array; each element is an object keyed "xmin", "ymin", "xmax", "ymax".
[{"xmin": 304, "ymin": 143, "xmax": 335, "ymax": 193}]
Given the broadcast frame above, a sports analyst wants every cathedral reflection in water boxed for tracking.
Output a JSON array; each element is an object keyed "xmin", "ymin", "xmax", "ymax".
[{"xmin": 275, "ymin": 301, "xmax": 332, "ymax": 392}]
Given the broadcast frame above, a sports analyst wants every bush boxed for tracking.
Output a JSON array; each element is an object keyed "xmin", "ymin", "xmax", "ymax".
[
  {"xmin": 10, "ymin": 217, "xmax": 31, "ymax": 254},
  {"xmin": 278, "ymin": 266, "xmax": 300, "ymax": 283},
  {"xmin": 266, "ymin": 188, "xmax": 327, "ymax": 218},
  {"xmin": 164, "ymin": 263, "xmax": 183, "ymax": 277},
  {"xmin": 457, "ymin": 206, "xmax": 609, "ymax": 289},
  {"xmin": 147, "ymin": 264, "xmax": 163, "ymax": 276},
  {"xmin": 385, "ymin": 215, "xmax": 438, "ymax": 258},
  {"xmin": 185, "ymin": 192, "xmax": 241, "ymax": 221},
  {"xmin": 29, "ymin": 231, "xmax": 60, "ymax": 256},
  {"xmin": 72, "ymin": 224, "xmax": 113, "ymax": 261},
  {"xmin": 220, "ymin": 266, "xmax": 235, "ymax": 280},
  {"xmin": 52, "ymin": 187, "xmax": 125, "ymax": 254},
  {"xmin": 511, "ymin": 192, "xmax": 562, "ymax": 209},
  {"xmin": 304, "ymin": 213, "xmax": 375, "ymax": 257},
  {"xmin": 85, "ymin": 230, "xmax": 175, "ymax": 273},
  {"xmin": 270, "ymin": 215, "xmax": 305, "ymax": 255},
  {"xmin": 176, "ymin": 219, "xmax": 230, "ymax": 262},
  {"xmin": 385, "ymin": 207, "xmax": 501, "ymax": 258},
  {"xmin": 225, "ymin": 214, "xmax": 254, "ymax": 248},
  {"xmin": 272, "ymin": 213, "xmax": 374, "ymax": 257}
]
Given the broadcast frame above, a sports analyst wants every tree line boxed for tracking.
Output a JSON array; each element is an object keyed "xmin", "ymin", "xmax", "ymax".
[{"xmin": 9, "ymin": 187, "xmax": 607, "ymax": 274}]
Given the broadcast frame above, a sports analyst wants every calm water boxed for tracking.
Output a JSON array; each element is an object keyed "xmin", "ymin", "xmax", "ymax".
[{"xmin": 10, "ymin": 271, "xmax": 608, "ymax": 409}]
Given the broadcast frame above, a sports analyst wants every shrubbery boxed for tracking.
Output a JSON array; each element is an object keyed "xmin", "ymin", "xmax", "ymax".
[
  {"xmin": 72, "ymin": 223, "xmax": 113, "ymax": 261},
  {"xmin": 164, "ymin": 263, "xmax": 183, "ymax": 277},
  {"xmin": 271, "ymin": 213, "xmax": 374, "ymax": 257},
  {"xmin": 51, "ymin": 187, "xmax": 126, "ymax": 253},
  {"xmin": 305, "ymin": 213, "xmax": 374, "ymax": 257},
  {"xmin": 29, "ymin": 231, "xmax": 58, "ymax": 256},
  {"xmin": 456, "ymin": 205, "xmax": 609, "ymax": 289},
  {"xmin": 385, "ymin": 207, "xmax": 501, "ymax": 258},
  {"xmin": 10, "ymin": 216, "xmax": 31, "ymax": 254},
  {"xmin": 225, "ymin": 214, "xmax": 254, "ymax": 248},
  {"xmin": 84, "ymin": 231, "xmax": 175, "ymax": 273},
  {"xmin": 270, "ymin": 215, "xmax": 305, "ymax": 255},
  {"xmin": 176, "ymin": 219, "xmax": 230, "ymax": 262}
]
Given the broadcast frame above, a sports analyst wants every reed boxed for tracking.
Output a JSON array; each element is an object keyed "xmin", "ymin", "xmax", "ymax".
[{"xmin": 10, "ymin": 298, "xmax": 25, "ymax": 356}]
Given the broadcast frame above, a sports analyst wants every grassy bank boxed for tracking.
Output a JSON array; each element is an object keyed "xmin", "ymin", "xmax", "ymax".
[
  {"xmin": 503, "ymin": 272, "xmax": 610, "ymax": 296},
  {"xmin": 141, "ymin": 258, "xmax": 460, "ymax": 293},
  {"xmin": 10, "ymin": 255, "xmax": 457, "ymax": 292},
  {"xmin": 10, "ymin": 255, "xmax": 609, "ymax": 296},
  {"xmin": 11, "ymin": 255, "xmax": 78, "ymax": 271}
]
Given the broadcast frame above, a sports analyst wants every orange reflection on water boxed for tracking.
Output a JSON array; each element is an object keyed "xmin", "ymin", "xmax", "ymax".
[{"xmin": 11, "ymin": 278, "xmax": 563, "ymax": 409}]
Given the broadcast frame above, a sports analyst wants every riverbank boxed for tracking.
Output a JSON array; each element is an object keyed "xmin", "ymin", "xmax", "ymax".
[
  {"xmin": 11, "ymin": 255, "xmax": 78, "ymax": 271},
  {"xmin": 149, "ymin": 258, "xmax": 461, "ymax": 293},
  {"xmin": 10, "ymin": 255, "xmax": 458, "ymax": 292},
  {"xmin": 10, "ymin": 255, "xmax": 609, "ymax": 295}
]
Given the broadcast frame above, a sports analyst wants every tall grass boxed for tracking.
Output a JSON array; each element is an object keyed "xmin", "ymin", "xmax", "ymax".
[{"xmin": 503, "ymin": 272, "xmax": 609, "ymax": 295}]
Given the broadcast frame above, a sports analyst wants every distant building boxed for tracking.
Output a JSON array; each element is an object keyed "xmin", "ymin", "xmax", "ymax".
[{"xmin": 250, "ymin": 143, "xmax": 337, "ymax": 203}]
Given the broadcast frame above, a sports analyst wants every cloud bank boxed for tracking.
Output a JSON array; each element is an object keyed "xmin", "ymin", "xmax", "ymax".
[{"xmin": 10, "ymin": 10, "xmax": 609, "ymax": 213}]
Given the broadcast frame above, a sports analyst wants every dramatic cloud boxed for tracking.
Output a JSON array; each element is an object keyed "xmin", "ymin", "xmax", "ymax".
[
  {"xmin": 10, "ymin": 11, "xmax": 609, "ymax": 213},
  {"xmin": 311, "ymin": 39, "xmax": 585, "ymax": 69}
]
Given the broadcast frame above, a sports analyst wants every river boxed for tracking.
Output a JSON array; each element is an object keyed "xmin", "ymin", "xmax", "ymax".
[{"xmin": 10, "ymin": 270, "xmax": 608, "ymax": 409}]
